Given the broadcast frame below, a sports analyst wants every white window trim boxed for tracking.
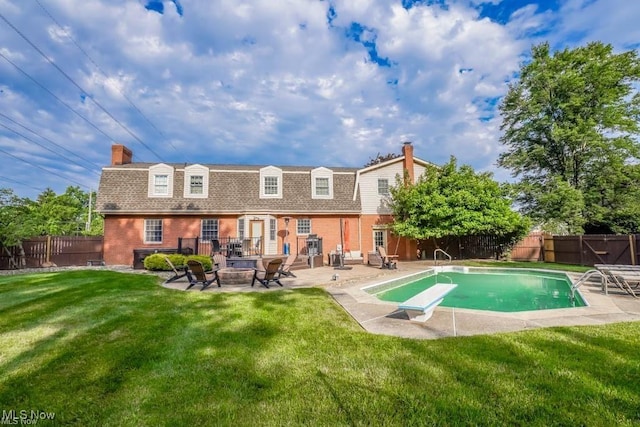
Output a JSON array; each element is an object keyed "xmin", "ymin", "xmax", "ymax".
[
  {"xmin": 377, "ymin": 178, "xmax": 390, "ymax": 196},
  {"xmin": 184, "ymin": 164, "xmax": 209, "ymax": 198},
  {"xmin": 201, "ymin": 218, "xmax": 219, "ymax": 241},
  {"xmin": 144, "ymin": 219, "xmax": 163, "ymax": 244},
  {"xmin": 297, "ymin": 218, "xmax": 311, "ymax": 235},
  {"xmin": 373, "ymin": 228, "xmax": 387, "ymax": 251},
  {"xmin": 148, "ymin": 164, "xmax": 174, "ymax": 198},
  {"xmin": 311, "ymin": 167, "xmax": 333, "ymax": 199},
  {"xmin": 259, "ymin": 166, "xmax": 283, "ymax": 199}
]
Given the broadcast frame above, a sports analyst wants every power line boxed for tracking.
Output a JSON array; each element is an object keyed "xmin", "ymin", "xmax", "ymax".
[
  {"xmin": 35, "ymin": 0, "xmax": 182, "ymax": 157},
  {"xmin": 0, "ymin": 146, "xmax": 89, "ymax": 189},
  {"xmin": 0, "ymin": 50, "xmax": 121, "ymax": 146},
  {"xmin": 0, "ymin": 12, "xmax": 165, "ymax": 162},
  {"xmin": 0, "ymin": 175, "xmax": 46, "ymax": 192},
  {"xmin": 0, "ymin": 113, "xmax": 102, "ymax": 174}
]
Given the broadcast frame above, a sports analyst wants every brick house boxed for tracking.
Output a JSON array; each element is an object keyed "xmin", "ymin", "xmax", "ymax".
[{"xmin": 96, "ymin": 142, "xmax": 433, "ymax": 267}]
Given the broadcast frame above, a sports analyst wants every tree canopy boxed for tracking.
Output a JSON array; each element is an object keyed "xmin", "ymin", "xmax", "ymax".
[
  {"xmin": 388, "ymin": 157, "xmax": 530, "ymax": 243},
  {"xmin": 363, "ymin": 152, "xmax": 401, "ymax": 168},
  {"xmin": 0, "ymin": 186, "xmax": 102, "ymax": 245},
  {"xmin": 498, "ymin": 41, "xmax": 640, "ymax": 234}
]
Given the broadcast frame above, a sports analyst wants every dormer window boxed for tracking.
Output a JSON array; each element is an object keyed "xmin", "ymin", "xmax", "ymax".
[
  {"xmin": 260, "ymin": 166, "xmax": 282, "ymax": 199},
  {"xmin": 148, "ymin": 164, "xmax": 174, "ymax": 198},
  {"xmin": 311, "ymin": 167, "xmax": 333, "ymax": 199},
  {"xmin": 184, "ymin": 164, "xmax": 209, "ymax": 198}
]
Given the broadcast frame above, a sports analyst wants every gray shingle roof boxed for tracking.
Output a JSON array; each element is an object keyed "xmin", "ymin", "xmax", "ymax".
[{"xmin": 96, "ymin": 163, "xmax": 361, "ymax": 214}]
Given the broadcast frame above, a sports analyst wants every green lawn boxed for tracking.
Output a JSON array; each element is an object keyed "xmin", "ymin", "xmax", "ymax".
[{"xmin": 1, "ymin": 270, "xmax": 639, "ymax": 426}]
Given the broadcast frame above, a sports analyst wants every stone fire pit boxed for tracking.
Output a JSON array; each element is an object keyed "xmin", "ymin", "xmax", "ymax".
[{"xmin": 218, "ymin": 268, "xmax": 254, "ymax": 285}]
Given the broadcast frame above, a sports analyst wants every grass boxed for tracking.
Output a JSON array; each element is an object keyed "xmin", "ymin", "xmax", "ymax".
[
  {"xmin": 460, "ymin": 260, "xmax": 593, "ymax": 273},
  {"xmin": 1, "ymin": 270, "xmax": 639, "ymax": 426}
]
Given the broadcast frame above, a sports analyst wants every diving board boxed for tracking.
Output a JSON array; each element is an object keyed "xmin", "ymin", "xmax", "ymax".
[{"xmin": 398, "ymin": 283, "xmax": 458, "ymax": 324}]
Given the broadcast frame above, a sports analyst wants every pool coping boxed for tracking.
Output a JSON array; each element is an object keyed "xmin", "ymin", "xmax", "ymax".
[{"xmin": 324, "ymin": 263, "xmax": 640, "ymax": 340}]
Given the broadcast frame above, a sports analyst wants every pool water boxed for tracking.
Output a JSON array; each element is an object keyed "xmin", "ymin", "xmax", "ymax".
[{"xmin": 371, "ymin": 269, "xmax": 586, "ymax": 312}]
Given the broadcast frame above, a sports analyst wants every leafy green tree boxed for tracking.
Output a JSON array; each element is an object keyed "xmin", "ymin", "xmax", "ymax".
[
  {"xmin": 389, "ymin": 157, "xmax": 530, "ymax": 246},
  {"xmin": 0, "ymin": 188, "xmax": 34, "ymax": 246},
  {"xmin": 0, "ymin": 186, "xmax": 103, "ymax": 241},
  {"xmin": 498, "ymin": 41, "xmax": 640, "ymax": 233}
]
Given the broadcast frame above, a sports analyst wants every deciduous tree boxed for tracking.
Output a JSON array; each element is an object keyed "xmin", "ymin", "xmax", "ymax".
[
  {"xmin": 389, "ymin": 157, "xmax": 530, "ymax": 246},
  {"xmin": 498, "ymin": 41, "xmax": 640, "ymax": 233}
]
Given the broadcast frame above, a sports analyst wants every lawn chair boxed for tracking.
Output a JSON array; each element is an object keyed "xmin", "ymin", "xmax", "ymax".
[
  {"xmin": 277, "ymin": 254, "xmax": 297, "ymax": 278},
  {"xmin": 164, "ymin": 256, "xmax": 188, "ymax": 283},
  {"xmin": 252, "ymin": 258, "xmax": 283, "ymax": 289},
  {"xmin": 213, "ymin": 253, "xmax": 227, "ymax": 269},
  {"xmin": 377, "ymin": 246, "xmax": 398, "ymax": 269},
  {"xmin": 186, "ymin": 260, "xmax": 221, "ymax": 291},
  {"xmin": 594, "ymin": 264, "xmax": 639, "ymax": 298}
]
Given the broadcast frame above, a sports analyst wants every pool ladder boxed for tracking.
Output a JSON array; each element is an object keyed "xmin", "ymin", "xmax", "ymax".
[
  {"xmin": 571, "ymin": 269, "xmax": 607, "ymax": 299},
  {"xmin": 434, "ymin": 249, "xmax": 452, "ymax": 266}
]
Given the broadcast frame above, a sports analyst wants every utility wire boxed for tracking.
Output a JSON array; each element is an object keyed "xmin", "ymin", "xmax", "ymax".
[
  {"xmin": 0, "ymin": 122, "xmax": 100, "ymax": 176},
  {"xmin": 0, "ymin": 113, "xmax": 102, "ymax": 173},
  {"xmin": 0, "ymin": 50, "xmax": 122, "ymax": 146},
  {"xmin": 0, "ymin": 175, "xmax": 46, "ymax": 192},
  {"xmin": 35, "ymin": 0, "xmax": 182, "ymax": 156},
  {"xmin": 0, "ymin": 12, "xmax": 164, "ymax": 162},
  {"xmin": 0, "ymin": 146, "xmax": 89, "ymax": 189}
]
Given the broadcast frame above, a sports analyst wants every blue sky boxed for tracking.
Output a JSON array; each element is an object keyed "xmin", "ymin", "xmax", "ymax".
[{"xmin": 0, "ymin": 0, "xmax": 638, "ymax": 198}]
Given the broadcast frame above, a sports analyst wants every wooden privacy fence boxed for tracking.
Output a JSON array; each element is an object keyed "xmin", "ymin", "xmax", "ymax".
[
  {"xmin": 0, "ymin": 236, "xmax": 104, "ymax": 269},
  {"xmin": 548, "ymin": 234, "xmax": 639, "ymax": 266}
]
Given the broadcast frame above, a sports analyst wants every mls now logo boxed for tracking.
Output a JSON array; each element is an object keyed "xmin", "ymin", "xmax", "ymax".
[{"xmin": 1, "ymin": 410, "xmax": 56, "ymax": 424}]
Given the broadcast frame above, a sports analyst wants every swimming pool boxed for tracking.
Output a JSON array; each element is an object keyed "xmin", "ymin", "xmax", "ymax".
[{"xmin": 364, "ymin": 267, "xmax": 587, "ymax": 312}]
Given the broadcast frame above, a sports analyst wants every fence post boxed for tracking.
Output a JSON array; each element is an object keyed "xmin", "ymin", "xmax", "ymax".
[
  {"xmin": 579, "ymin": 235, "xmax": 584, "ymax": 266},
  {"xmin": 195, "ymin": 237, "xmax": 199, "ymax": 255},
  {"xmin": 46, "ymin": 235, "xmax": 52, "ymax": 264},
  {"xmin": 177, "ymin": 237, "xmax": 182, "ymax": 254},
  {"xmin": 631, "ymin": 235, "xmax": 637, "ymax": 265}
]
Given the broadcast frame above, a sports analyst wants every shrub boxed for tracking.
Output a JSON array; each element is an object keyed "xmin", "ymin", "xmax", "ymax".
[{"xmin": 143, "ymin": 253, "xmax": 186, "ymax": 271}]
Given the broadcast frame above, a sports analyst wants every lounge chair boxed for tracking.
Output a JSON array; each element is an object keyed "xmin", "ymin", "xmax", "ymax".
[
  {"xmin": 398, "ymin": 283, "xmax": 458, "ymax": 323},
  {"xmin": 594, "ymin": 264, "xmax": 639, "ymax": 297},
  {"xmin": 164, "ymin": 256, "xmax": 188, "ymax": 283},
  {"xmin": 213, "ymin": 253, "xmax": 227, "ymax": 269},
  {"xmin": 277, "ymin": 254, "xmax": 297, "ymax": 278},
  {"xmin": 377, "ymin": 246, "xmax": 399, "ymax": 269},
  {"xmin": 252, "ymin": 258, "xmax": 284, "ymax": 288},
  {"xmin": 186, "ymin": 260, "xmax": 221, "ymax": 291}
]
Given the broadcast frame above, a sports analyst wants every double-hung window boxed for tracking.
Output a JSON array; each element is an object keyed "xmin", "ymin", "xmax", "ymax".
[
  {"xmin": 264, "ymin": 176, "xmax": 278, "ymax": 195},
  {"xmin": 144, "ymin": 219, "xmax": 163, "ymax": 243},
  {"xmin": 315, "ymin": 177, "xmax": 329, "ymax": 196},
  {"xmin": 184, "ymin": 164, "xmax": 209, "ymax": 198},
  {"xmin": 201, "ymin": 219, "xmax": 219, "ymax": 241},
  {"xmin": 377, "ymin": 178, "xmax": 389, "ymax": 195},
  {"xmin": 154, "ymin": 175, "xmax": 169, "ymax": 195},
  {"xmin": 297, "ymin": 219, "xmax": 311, "ymax": 235}
]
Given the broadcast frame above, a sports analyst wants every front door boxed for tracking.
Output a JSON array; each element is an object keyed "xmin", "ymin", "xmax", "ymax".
[{"xmin": 250, "ymin": 220, "xmax": 264, "ymax": 256}]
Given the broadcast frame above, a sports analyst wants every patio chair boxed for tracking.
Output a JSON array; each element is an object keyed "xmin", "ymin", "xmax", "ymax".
[
  {"xmin": 277, "ymin": 254, "xmax": 297, "ymax": 278},
  {"xmin": 594, "ymin": 264, "xmax": 639, "ymax": 298},
  {"xmin": 164, "ymin": 256, "xmax": 188, "ymax": 283},
  {"xmin": 211, "ymin": 239, "xmax": 221, "ymax": 255},
  {"xmin": 252, "ymin": 258, "xmax": 284, "ymax": 289},
  {"xmin": 213, "ymin": 253, "xmax": 227, "ymax": 269},
  {"xmin": 186, "ymin": 260, "xmax": 221, "ymax": 291},
  {"xmin": 377, "ymin": 246, "xmax": 398, "ymax": 269}
]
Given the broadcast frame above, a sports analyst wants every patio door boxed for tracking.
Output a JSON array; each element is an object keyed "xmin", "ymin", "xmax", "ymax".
[{"xmin": 250, "ymin": 220, "xmax": 264, "ymax": 256}]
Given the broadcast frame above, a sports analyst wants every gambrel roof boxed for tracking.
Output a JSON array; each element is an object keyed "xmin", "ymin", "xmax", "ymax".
[{"xmin": 96, "ymin": 163, "xmax": 362, "ymax": 215}]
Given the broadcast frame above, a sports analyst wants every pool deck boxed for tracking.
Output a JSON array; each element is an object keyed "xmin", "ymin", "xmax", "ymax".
[{"xmin": 161, "ymin": 260, "xmax": 640, "ymax": 340}]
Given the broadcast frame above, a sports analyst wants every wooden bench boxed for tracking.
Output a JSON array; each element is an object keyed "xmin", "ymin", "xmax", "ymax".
[{"xmin": 398, "ymin": 283, "xmax": 458, "ymax": 324}]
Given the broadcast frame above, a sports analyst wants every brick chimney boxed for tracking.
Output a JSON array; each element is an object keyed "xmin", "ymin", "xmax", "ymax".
[
  {"xmin": 111, "ymin": 144, "xmax": 132, "ymax": 165},
  {"xmin": 401, "ymin": 141, "xmax": 415, "ymax": 184}
]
